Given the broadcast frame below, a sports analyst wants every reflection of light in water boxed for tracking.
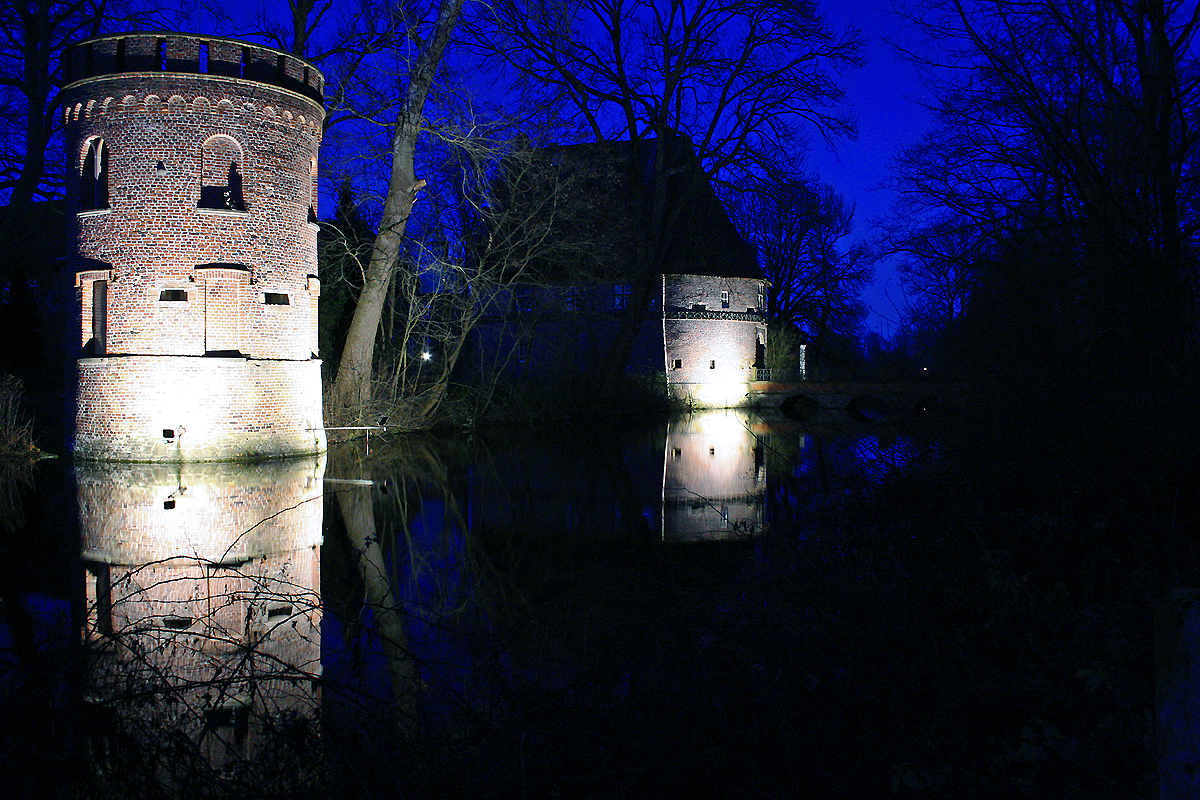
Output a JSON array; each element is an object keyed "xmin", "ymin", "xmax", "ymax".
[
  {"xmin": 76, "ymin": 456, "xmax": 325, "ymax": 790},
  {"xmin": 663, "ymin": 410, "xmax": 764, "ymax": 542}
]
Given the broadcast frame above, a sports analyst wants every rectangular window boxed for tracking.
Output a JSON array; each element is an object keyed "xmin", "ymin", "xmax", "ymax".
[
  {"xmin": 263, "ymin": 292, "xmax": 290, "ymax": 305},
  {"xmin": 516, "ymin": 287, "xmax": 532, "ymax": 312},
  {"xmin": 92, "ymin": 280, "xmax": 107, "ymax": 354},
  {"xmin": 517, "ymin": 341, "xmax": 528, "ymax": 363},
  {"xmin": 710, "ymin": 360, "xmax": 716, "ymax": 369},
  {"xmin": 566, "ymin": 290, "xmax": 581, "ymax": 312},
  {"xmin": 614, "ymin": 283, "xmax": 631, "ymax": 310},
  {"xmin": 721, "ymin": 290, "xmax": 729, "ymax": 309},
  {"xmin": 159, "ymin": 289, "xmax": 188, "ymax": 302},
  {"xmin": 672, "ymin": 358, "xmax": 682, "ymax": 370}
]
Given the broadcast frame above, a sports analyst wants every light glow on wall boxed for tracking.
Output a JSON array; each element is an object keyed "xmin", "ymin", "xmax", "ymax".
[{"xmin": 696, "ymin": 376, "xmax": 752, "ymax": 408}]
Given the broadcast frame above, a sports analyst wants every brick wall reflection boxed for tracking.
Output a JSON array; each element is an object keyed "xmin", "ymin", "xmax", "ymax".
[
  {"xmin": 663, "ymin": 411, "xmax": 765, "ymax": 542},
  {"xmin": 77, "ymin": 456, "xmax": 324, "ymax": 786}
]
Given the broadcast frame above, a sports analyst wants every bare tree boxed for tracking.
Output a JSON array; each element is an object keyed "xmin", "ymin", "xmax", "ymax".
[
  {"xmin": 318, "ymin": 0, "xmax": 466, "ymax": 424},
  {"xmin": 887, "ymin": 0, "xmax": 1200, "ymax": 374},
  {"xmin": 733, "ymin": 180, "xmax": 871, "ymax": 375},
  {"xmin": 885, "ymin": 214, "xmax": 981, "ymax": 336},
  {"xmin": 471, "ymin": 0, "xmax": 864, "ymax": 395},
  {"xmin": 0, "ymin": 0, "xmax": 162, "ymax": 207}
]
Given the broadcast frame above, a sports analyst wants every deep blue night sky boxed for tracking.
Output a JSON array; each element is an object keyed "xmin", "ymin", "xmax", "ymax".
[{"xmin": 807, "ymin": 1, "xmax": 933, "ymax": 335}]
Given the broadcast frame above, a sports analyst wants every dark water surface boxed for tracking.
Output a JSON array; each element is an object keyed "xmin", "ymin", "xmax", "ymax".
[{"xmin": 1, "ymin": 408, "xmax": 1169, "ymax": 797}]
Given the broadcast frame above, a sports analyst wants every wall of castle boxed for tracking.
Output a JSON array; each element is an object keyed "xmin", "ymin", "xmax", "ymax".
[
  {"xmin": 75, "ymin": 356, "xmax": 324, "ymax": 461},
  {"xmin": 664, "ymin": 272, "xmax": 764, "ymax": 314},
  {"xmin": 61, "ymin": 34, "xmax": 326, "ymax": 461},
  {"xmin": 664, "ymin": 316, "xmax": 765, "ymax": 406},
  {"xmin": 62, "ymin": 73, "xmax": 322, "ymax": 360}
]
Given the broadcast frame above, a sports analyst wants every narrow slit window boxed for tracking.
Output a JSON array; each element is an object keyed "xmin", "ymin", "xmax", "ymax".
[
  {"xmin": 308, "ymin": 157, "xmax": 318, "ymax": 222},
  {"xmin": 267, "ymin": 602, "xmax": 292, "ymax": 620},
  {"xmin": 721, "ymin": 290, "xmax": 729, "ymax": 308},
  {"xmin": 710, "ymin": 359, "xmax": 716, "ymax": 369},
  {"xmin": 80, "ymin": 139, "xmax": 110, "ymax": 211},
  {"xmin": 159, "ymin": 289, "xmax": 188, "ymax": 301},
  {"xmin": 263, "ymin": 292, "xmax": 289, "ymax": 305}
]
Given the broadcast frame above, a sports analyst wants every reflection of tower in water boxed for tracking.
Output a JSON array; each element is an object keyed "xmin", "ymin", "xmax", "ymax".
[
  {"xmin": 77, "ymin": 456, "xmax": 324, "ymax": 786},
  {"xmin": 662, "ymin": 410, "xmax": 765, "ymax": 542}
]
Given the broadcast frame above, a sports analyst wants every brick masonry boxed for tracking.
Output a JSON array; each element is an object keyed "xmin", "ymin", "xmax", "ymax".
[
  {"xmin": 61, "ymin": 33, "xmax": 326, "ymax": 461},
  {"xmin": 664, "ymin": 273, "xmax": 767, "ymax": 406}
]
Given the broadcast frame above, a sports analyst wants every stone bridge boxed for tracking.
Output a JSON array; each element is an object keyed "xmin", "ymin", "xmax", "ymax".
[{"xmin": 748, "ymin": 381, "xmax": 964, "ymax": 423}]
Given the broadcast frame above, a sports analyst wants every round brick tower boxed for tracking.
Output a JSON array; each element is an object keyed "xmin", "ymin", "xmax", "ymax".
[{"xmin": 61, "ymin": 33, "xmax": 326, "ymax": 461}]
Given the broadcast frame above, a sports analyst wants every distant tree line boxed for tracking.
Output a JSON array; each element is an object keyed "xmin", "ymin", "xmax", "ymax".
[{"xmin": 883, "ymin": 0, "xmax": 1200, "ymax": 384}]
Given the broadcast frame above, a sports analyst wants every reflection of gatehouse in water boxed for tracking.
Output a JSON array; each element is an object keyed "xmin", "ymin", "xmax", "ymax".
[
  {"xmin": 78, "ymin": 456, "xmax": 324, "ymax": 786},
  {"xmin": 467, "ymin": 410, "xmax": 767, "ymax": 543},
  {"xmin": 663, "ymin": 411, "xmax": 765, "ymax": 542}
]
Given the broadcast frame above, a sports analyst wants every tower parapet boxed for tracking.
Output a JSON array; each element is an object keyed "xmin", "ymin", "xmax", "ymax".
[{"xmin": 62, "ymin": 32, "xmax": 326, "ymax": 461}]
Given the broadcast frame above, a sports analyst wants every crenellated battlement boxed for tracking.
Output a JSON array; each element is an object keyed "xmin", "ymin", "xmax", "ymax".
[{"xmin": 63, "ymin": 33, "xmax": 323, "ymax": 104}]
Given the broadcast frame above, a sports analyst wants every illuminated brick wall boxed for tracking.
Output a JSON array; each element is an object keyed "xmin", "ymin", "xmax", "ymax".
[
  {"xmin": 664, "ymin": 273, "xmax": 767, "ymax": 406},
  {"xmin": 75, "ymin": 355, "xmax": 324, "ymax": 461},
  {"xmin": 61, "ymin": 33, "xmax": 325, "ymax": 460}
]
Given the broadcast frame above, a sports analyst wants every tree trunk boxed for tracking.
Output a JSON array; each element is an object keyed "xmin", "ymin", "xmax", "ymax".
[
  {"xmin": 327, "ymin": 0, "xmax": 466, "ymax": 424},
  {"xmin": 331, "ymin": 448, "xmax": 420, "ymax": 733}
]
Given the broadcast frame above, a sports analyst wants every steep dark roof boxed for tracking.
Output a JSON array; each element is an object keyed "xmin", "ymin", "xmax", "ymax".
[{"xmin": 492, "ymin": 136, "xmax": 762, "ymax": 283}]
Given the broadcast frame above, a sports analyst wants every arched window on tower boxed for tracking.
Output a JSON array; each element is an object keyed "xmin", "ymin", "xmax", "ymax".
[
  {"xmin": 199, "ymin": 135, "xmax": 247, "ymax": 211},
  {"xmin": 80, "ymin": 138, "xmax": 109, "ymax": 211}
]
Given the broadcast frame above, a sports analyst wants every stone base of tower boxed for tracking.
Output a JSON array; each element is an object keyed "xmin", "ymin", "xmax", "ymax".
[{"xmin": 74, "ymin": 356, "xmax": 326, "ymax": 462}]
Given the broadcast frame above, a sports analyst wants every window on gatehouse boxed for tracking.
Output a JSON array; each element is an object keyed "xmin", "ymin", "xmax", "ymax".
[
  {"xmin": 81, "ymin": 138, "xmax": 110, "ymax": 211},
  {"xmin": 614, "ymin": 283, "xmax": 631, "ymax": 310}
]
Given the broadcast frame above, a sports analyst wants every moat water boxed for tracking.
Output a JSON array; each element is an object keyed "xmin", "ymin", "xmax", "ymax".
[{"xmin": 4, "ymin": 410, "xmax": 1171, "ymax": 796}]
